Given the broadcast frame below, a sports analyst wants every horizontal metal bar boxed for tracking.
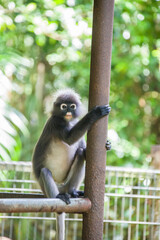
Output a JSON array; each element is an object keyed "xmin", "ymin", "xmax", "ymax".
[
  {"xmin": 106, "ymin": 166, "xmax": 160, "ymax": 174},
  {"xmin": 1, "ymin": 184, "xmax": 160, "ymax": 192},
  {"xmin": 105, "ymin": 185, "xmax": 160, "ymax": 192},
  {"xmin": 1, "ymin": 215, "xmax": 160, "ymax": 226},
  {"xmin": 1, "ymin": 162, "xmax": 160, "ymax": 175},
  {"xmin": 104, "ymin": 220, "xmax": 160, "ymax": 226},
  {"xmin": 0, "ymin": 216, "xmax": 83, "ymax": 222},
  {"xmin": 105, "ymin": 193, "xmax": 160, "ymax": 199},
  {"xmin": 0, "ymin": 216, "xmax": 56, "ymax": 220},
  {"xmin": 0, "ymin": 188, "xmax": 41, "ymax": 193},
  {"xmin": 0, "ymin": 161, "xmax": 32, "ymax": 167},
  {"xmin": 2, "ymin": 216, "xmax": 160, "ymax": 226},
  {"xmin": 0, "ymin": 161, "xmax": 32, "ymax": 172},
  {"xmin": 0, "ymin": 179, "xmax": 35, "ymax": 183},
  {"xmin": 0, "ymin": 192, "xmax": 44, "ymax": 198},
  {"xmin": 0, "ymin": 198, "xmax": 91, "ymax": 213}
]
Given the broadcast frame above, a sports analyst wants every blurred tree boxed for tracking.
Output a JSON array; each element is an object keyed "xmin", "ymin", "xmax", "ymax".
[
  {"xmin": 110, "ymin": 0, "xmax": 160, "ymax": 167},
  {"xmin": 0, "ymin": 0, "xmax": 159, "ymax": 167}
]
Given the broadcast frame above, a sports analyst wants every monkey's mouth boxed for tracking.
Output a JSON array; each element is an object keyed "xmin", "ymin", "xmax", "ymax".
[{"xmin": 65, "ymin": 112, "xmax": 72, "ymax": 120}]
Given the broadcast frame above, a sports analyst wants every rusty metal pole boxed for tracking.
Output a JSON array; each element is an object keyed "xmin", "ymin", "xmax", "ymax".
[
  {"xmin": 82, "ymin": 0, "xmax": 114, "ymax": 240},
  {"xmin": 0, "ymin": 198, "xmax": 91, "ymax": 213}
]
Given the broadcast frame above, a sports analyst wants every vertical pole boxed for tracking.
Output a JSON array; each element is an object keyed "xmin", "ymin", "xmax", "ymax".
[{"xmin": 82, "ymin": 1, "xmax": 114, "ymax": 240}]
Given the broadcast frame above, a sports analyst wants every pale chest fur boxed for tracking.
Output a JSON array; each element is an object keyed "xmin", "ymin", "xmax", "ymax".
[{"xmin": 45, "ymin": 139, "xmax": 78, "ymax": 183}]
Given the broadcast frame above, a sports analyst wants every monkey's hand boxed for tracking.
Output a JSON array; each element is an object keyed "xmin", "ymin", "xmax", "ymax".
[
  {"xmin": 91, "ymin": 105, "xmax": 111, "ymax": 120},
  {"xmin": 105, "ymin": 140, "xmax": 111, "ymax": 151},
  {"xmin": 56, "ymin": 193, "xmax": 71, "ymax": 205}
]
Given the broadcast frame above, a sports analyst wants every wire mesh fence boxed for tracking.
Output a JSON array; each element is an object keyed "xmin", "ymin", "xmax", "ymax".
[
  {"xmin": 0, "ymin": 161, "xmax": 160, "ymax": 240},
  {"xmin": 105, "ymin": 166, "xmax": 160, "ymax": 240}
]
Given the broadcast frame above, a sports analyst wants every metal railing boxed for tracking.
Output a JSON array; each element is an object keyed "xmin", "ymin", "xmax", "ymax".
[
  {"xmin": 1, "ymin": 162, "xmax": 160, "ymax": 240},
  {"xmin": 105, "ymin": 166, "xmax": 160, "ymax": 240}
]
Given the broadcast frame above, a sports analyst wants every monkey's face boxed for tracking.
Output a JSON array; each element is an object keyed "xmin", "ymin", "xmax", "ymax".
[
  {"xmin": 60, "ymin": 102, "xmax": 77, "ymax": 121},
  {"xmin": 54, "ymin": 101, "xmax": 80, "ymax": 121}
]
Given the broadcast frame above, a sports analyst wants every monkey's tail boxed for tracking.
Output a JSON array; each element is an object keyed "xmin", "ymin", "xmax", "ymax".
[{"xmin": 56, "ymin": 213, "xmax": 65, "ymax": 240}]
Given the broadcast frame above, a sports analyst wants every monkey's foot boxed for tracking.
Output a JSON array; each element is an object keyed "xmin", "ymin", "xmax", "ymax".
[
  {"xmin": 77, "ymin": 190, "xmax": 84, "ymax": 197},
  {"xmin": 71, "ymin": 189, "xmax": 84, "ymax": 198},
  {"xmin": 105, "ymin": 140, "xmax": 111, "ymax": 151},
  {"xmin": 56, "ymin": 193, "xmax": 71, "ymax": 205}
]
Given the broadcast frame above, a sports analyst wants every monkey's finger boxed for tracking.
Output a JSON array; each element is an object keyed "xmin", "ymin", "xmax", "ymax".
[{"xmin": 105, "ymin": 140, "xmax": 111, "ymax": 151}]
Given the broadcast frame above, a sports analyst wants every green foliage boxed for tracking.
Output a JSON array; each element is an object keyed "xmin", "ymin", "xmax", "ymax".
[
  {"xmin": 0, "ymin": 96, "xmax": 29, "ymax": 161},
  {"xmin": 0, "ymin": 0, "xmax": 159, "ymax": 167}
]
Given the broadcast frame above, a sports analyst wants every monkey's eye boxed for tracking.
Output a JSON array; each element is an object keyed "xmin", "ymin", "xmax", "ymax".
[
  {"xmin": 70, "ymin": 104, "xmax": 76, "ymax": 110},
  {"xmin": 60, "ymin": 104, "xmax": 67, "ymax": 110}
]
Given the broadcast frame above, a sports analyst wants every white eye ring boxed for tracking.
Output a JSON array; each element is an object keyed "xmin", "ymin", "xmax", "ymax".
[
  {"xmin": 60, "ymin": 104, "xmax": 67, "ymax": 110},
  {"xmin": 70, "ymin": 104, "xmax": 76, "ymax": 110}
]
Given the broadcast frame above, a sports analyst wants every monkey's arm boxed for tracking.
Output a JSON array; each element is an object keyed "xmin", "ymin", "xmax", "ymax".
[{"xmin": 63, "ymin": 105, "xmax": 111, "ymax": 145}]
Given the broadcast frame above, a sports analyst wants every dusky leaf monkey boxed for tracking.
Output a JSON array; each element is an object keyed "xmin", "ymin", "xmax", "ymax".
[{"xmin": 32, "ymin": 89, "xmax": 111, "ymax": 240}]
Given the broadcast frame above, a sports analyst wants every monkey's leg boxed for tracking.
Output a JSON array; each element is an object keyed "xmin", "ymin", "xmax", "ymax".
[
  {"xmin": 39, "ymin": 167, "xmax": 59, "ymax": 198},
  {"xmin": 64, "ymin": 148, "xmax": 85, "ymax": 198},
  {"xmin": 40, "ymin": 167, "xmax": 70, "ymax": 204}
]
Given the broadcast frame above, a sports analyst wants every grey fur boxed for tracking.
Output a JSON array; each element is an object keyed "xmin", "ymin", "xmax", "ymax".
[{"xmin": 32, "ymin": 89, "xmax": 111, "ymax": 240}]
